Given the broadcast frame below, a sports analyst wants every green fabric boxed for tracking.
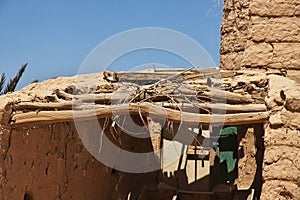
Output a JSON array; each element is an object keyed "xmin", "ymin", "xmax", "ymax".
[
  {"xmin": 220, "ymin": 151, "xmax": 236, "ymax": 173},
  {"xmin": 219, "ymin": 126, "xmax": 237, "ymax": 136},
  {"xmin": 216, "ymin": 126, "xmax": 238, "ymax": 174}
]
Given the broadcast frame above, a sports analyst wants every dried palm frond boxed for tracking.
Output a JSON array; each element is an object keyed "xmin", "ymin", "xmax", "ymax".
[
  {"xmin": 2, "ymin": 63, "xmax": 27, "ymax": 94},
  {"xmin": 0, "ymin": 73, "xmax": 5, "ymax": 94}
]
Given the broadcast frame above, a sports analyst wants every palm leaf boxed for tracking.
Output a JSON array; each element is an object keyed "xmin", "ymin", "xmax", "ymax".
[
  {"xmin": 0, "ymin": 73, "xmax": 6, "ymax": 94},
  {"xmin": 3, "ymin": 63, "xmax": 27, "ymax": 94}
]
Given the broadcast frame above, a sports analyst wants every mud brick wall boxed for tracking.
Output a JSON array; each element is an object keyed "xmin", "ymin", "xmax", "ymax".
[
  {"xmin": 220, "ymin": 0, "xmax": 300, "ymax": 70},
  {"xmin": 221, "ymin": 1, "xmax": 300, "ymax": 198},
  {"xmin": 0, "ymin": 122, "xmax": 159, "ymax": 200},
  {"xmin": 262, "ymin": 75, "xmax": 300, "ymax": 200}
]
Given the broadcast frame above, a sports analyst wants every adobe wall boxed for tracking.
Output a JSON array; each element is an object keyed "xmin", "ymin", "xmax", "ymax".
[
  {"xmin": 0, "ymin": 72, "xmax": 166, "ymax": 200},
  {"xmin": 0, "ymin": 121, "xmax": 159, "ymax": 200},
  {"xmin": 221, "ymin": 1, "xmax": 300, "ymax": 199},
  {"xmin": 262, "ymin": 75, "xmax": 300, "ymax": 200},
  {"xmin": 220, "ymin": 0, "xmax": 300, "ymax": 70}
]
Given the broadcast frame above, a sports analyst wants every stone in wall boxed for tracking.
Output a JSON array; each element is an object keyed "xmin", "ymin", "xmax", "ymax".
[
  {"xmin": 281, "ymin": 110, "xmax": 300, "ymax": 130},
  {"xmin": 243, "ymin": 42, "xmax": 273, "ymax": 68},
  {"xmin": 221, "ymin": 4, "xmax": 250, "ymax": 34},
  {"xmin": 242, "ymin": 42, "xmax": 300, "ymax": 70},
  {"xmin": 264, "ymin": 145, "xmax": 300, "ymax": 181},
  {"xmin": 269, "ymin": 113, "xmax": 283, "ymax": 128},
  {"xmin": 223, "ymin": 0, "xmax": 250, "ymax": 12},
  {"xmin": 250, "ymin": 0, "xmax": 300, "ymax": 17},
  {"xmin": 265, "ymin": 75, "xmax": 294, "ymax": 110},
  {"xmin": 261, "ymin": 180, "xmax": 300, "ymax": 200},
  {"xmin": 220, "ymin": 31, "xmax": 248, "ymax": 54},
  {"xmin": 220, "ymin": 51, "xmax": 244, "ymax": 70},
  {"xmin": 283, "ymin": 87, "xmax": 300, "ymax": 112},
  {"xmin": 250, "ymin": 16, "xmax": 300, "ymax": 43},
  {"xmin": 264, "ymin": 127, "xmax": 300, "ymax": 149},
  {"xmin": 270, "ymin": 43, "xmax": 300, "ymax": 69}
]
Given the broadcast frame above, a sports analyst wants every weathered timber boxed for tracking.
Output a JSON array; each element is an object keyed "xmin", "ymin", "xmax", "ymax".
[
  {"xmin": 13, "ymin": 101, "xmax": 266, "ymax": 114},
  {"xmin": 14, "ymin": 101, "xmax": 82, "ymax": 110},
  {"xmin": 154, "ymin": 102, "xmax": 267, "ymax": 113},
  {"xmin": 11, "ymin": 102, "xmax": 269, "ymax": 127},
  {"xmin": 109, "ymin": 68, "xmax": 234, "ymax": 84},
  {"xmin": 197, "ymin": 88, "xmax": 254, "ymax": 104},
  {"xmin": 55, "ymin": 89, "xmax": 134, "ymax": 104}
]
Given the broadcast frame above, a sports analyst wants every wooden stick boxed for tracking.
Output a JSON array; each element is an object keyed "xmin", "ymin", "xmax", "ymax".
[
  {"xmin": 114, "ymin": 68, "xmax": 247, "ymax": 82},
  {"xmin": 11, "ymin": 102, "xmax": 269, "ymax": 127},
  {"xmin": 13, "ymin": 101, "xmax": 266, "ymax": 114},
  {"xmin": 14, "ymin": 101, "xmax": 82, "ymax": 110},
  {"xmin": 154, "ymin": 102, "xmax": 267, "ymax": 113},
  {"xmin": 55, "ymin": 90, "xmax": 133, "ymax": 104},
  {"xmin": 197, "ymin": 88, "xmax": 254, "ymax": 104}
]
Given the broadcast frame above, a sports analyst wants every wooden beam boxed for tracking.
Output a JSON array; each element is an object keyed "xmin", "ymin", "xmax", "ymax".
[
  {"xmin": 11, "ymin": 102, "xmax": 269, "ymax": 127},
  {"xmin": 154, "ymin": 102, "xmax": 267, "ymax": 113},
  {"xmin": 13, "ymin": 101, "xmax": 267, "ymax": 113},
  {"xmin": 12, "ymin": 101, "xmax": 266, "ymax": 114},
  {"xmin": 55, "ymin": 90, "xmax": 134, "ymax": 104},
  {"xmin": 197, "ymin": 88, "xmax": 254, "ymax": 104},
  {"xmin": 115, "ymin": 68, "xmax": 226, "ymax": 83},
  {"xmin": 14, "ymin": 101, "xmax": 82, "ymax": 110}
]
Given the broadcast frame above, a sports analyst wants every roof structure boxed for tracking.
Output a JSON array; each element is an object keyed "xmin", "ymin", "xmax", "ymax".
[{"xmin": 0, "ymin": 68, "xmax": 273, "ymax": 128}]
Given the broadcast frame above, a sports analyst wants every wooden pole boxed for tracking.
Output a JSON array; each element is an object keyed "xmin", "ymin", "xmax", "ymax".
[
  {"xmin": 14, "ymin": 101, "xmax": 267, "ymax": 113},
  {"xmin": 11, "ymin": 102, "xmax": 269, "ymax": 127}
]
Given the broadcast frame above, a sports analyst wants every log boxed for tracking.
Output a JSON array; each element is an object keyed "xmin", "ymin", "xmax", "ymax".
[
  {"xmin": 219, "ymin": 70, "xmax": 237, "ymax": 78},
  {"xmin": 154, "ymin": 102, "xmax": 267, "ymax": 113},
  {"xmin": 11, "ymin": 102, "xmax": 269, "ymax": 127},
  {"xmin": 14, "ymin": 101, "xmax": 82, "ymax": 110},
  {"xmin": 197, "ymin": 88, "xmax": 254, "ymax": 104},
  {"xmin": 13, "ymin": 101, "xmax": 266, "ymax": 114},
  {"xmin": 55, "ymin": 90, "xmax": 134, "ymax": 104},
  {"xmin": 113, "ymin": 67, "xmax": 225, "ymax": 83}
]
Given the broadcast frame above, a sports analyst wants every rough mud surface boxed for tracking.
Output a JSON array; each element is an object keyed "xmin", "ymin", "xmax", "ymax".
[
  {"xmin": 221, "ymin": 1, "xmax": 300, "ymax": 197},
  {"xmin": 0, "ymin": 120, "xmax": 159, "ymax": 200},
  {"xmin": 261, "ymin": 75, "xmax": 300, "ymax": 200},
  {"xmin": 0, "ymin": 73, "xmax": 160, "ymax": 199},
  {"xmin": 220, "ymin": 0, "xmax": 300, "ymax": 70}
]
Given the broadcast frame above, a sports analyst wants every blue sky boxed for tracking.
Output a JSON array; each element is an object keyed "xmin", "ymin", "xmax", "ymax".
[{"xmin": 0, "ymin": 0, "xmax": 223, "ymax": 89}]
